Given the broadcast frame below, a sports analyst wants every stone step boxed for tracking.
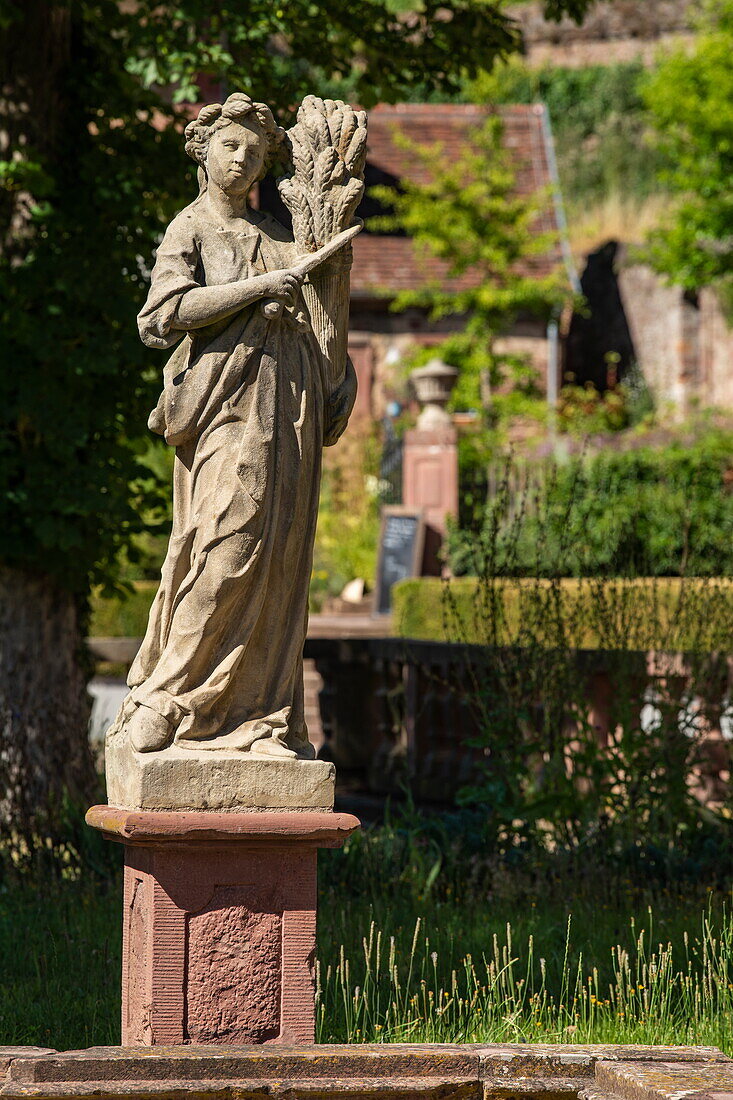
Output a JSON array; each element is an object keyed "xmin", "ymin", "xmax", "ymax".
[
  {"xmin": 593, "ymin": 1058, "xmax": 733, "ymax": 1100},
  {"xmin": 578, "ymin": 1087, "xmax": 617, "ymax": 1100},
  {"xmin": 4, "ymin": 1044, "xmax": 731, "ymax": 1100}
]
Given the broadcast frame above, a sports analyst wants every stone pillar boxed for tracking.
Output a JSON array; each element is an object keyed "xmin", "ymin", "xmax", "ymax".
[
  {"xmin": 403, "ymin": 359, "xmax": 459, "ymax": 573},
  {"xmin": 86, "ymin": 807, "xmax": 359, "ymax": 1046}
]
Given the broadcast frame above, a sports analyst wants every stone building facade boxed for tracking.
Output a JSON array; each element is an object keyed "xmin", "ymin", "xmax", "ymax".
[
  {"xmin": 566, "ymin": 241, "xmax": 733, "ymax": 417},
  {"xmin": 618, "ymin": 261, "xmax": 733, "ymax": 415}
]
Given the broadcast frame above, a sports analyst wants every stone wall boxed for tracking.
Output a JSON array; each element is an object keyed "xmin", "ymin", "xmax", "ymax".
[
  {"xmin": 617, "ymin": 256, "xmax": 733, "ymax": 415},
  {"xmin": 699, "ymin": 285, "xmax": 733, "ymax": 410},
  {"xmin": 511, "ymin": 0, "xmax": 695, "ymax": 67}
]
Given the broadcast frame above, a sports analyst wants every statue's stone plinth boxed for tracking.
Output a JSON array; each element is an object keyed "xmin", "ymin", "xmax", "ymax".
[
  {"xmin": 86, "ymin": 806, "xmax": 360, "ymax": 1045},
  {"xmin": 106, "ymin": 736, "xmax": 335, "ymax": 812}
]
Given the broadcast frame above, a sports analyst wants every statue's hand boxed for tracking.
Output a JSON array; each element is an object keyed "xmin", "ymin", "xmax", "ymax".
[{"xmin": 255, "ymin": 270, "xmax": 303, "ymax": 308}]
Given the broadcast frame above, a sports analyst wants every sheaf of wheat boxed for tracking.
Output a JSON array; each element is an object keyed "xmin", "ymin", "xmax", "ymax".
[{"xmin": 278, "ymin": 95, "xmax": 367, "ymax": 252}]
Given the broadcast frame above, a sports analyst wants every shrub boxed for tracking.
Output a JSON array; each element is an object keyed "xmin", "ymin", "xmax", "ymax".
[
  {"xmin": 451, "ymin": 424, "xmax": 733, "ymax": 578},
  {"xmin": 392, "ymin": 575, "xmax": 733, "ymax": 650}
]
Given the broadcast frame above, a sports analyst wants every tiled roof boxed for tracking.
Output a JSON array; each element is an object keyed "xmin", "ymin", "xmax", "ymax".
[{"xmin": 351, "ymin": 102, "xmax": 568, "ymax": 300}]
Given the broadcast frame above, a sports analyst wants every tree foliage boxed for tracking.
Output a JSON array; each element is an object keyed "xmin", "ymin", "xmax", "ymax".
[
  {"xmin": 0, "ymin": 2, "xmax": 187, "ymax": 595},
  {"xmin": 372, "ymin": 116, "xmax": 570, "ymax": 409},
  {"xmin": 642, "ymin": 1, "xmax": 733, "ymax": 289},
  {"xmin": 0, "ymin": 0, "xmax": 595, "ymax": 599},
  {"xmin": 120, "ymin": 0, "xmax": 597, "ymax": 110}
]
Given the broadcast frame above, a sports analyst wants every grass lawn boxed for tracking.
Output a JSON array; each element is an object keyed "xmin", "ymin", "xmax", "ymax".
[{"xmin": 1, "ymin": 816, "xmax": 732, "ymax": 1052}]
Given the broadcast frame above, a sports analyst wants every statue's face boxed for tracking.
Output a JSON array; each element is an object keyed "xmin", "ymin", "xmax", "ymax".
[{"xmin": 206, "ymin": 120, "xmax": 267, "ymax": 196}]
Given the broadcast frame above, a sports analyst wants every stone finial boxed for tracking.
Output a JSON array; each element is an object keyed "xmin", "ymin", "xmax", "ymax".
[{"xmin": 410, "ymin": 358, "xmax": 459, "ymax": 430}]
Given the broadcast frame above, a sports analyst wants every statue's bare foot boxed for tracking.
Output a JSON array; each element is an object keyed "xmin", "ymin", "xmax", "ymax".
[
  {"xmin": 128, "ymin": 705, "xmax": 172, "ymax": 753},
  {"xmin": 254, "ymin": 736, "xmax": 297, "ymax": 759}
]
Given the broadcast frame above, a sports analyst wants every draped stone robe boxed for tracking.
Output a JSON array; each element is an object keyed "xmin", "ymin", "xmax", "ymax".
[{"xmin": 126, "ymin": 196, "xmax": 351, "ymax": 755}]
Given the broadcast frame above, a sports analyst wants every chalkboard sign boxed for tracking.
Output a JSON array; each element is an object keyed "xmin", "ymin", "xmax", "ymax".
[{"xmin": 374, "ymin": 507, "xmax": 425, "ymax": 616}]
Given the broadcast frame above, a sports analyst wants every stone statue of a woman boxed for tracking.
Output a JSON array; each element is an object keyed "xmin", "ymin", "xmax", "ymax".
[{"xmin": 107, "ymin": 92, "xmax": 365, "ymax": 784}]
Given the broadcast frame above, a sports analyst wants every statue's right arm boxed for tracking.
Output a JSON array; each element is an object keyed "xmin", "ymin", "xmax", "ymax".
[
  {"xmin": 138, "ymin": 215, "xmax": 302, "ymax": 349},
  {"xmin": 173, "ymin": 271, "xmax": 301, "ymax": 330}
]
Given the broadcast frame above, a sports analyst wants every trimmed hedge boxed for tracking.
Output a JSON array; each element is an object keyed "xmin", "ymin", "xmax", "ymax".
[{"xmin": 392, "ymin": 575, "xmax": 733, "ymax": 651}]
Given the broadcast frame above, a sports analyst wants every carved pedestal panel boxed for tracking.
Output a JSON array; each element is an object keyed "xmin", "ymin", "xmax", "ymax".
[{"xmin": 86, "ymin": 807, "xmax": 359, "ymax": 1045}]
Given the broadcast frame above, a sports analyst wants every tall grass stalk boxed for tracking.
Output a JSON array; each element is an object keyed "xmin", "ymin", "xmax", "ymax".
[{"xmin": 316, "ymin": 907, "xmax": 733, "ymax": 1050}]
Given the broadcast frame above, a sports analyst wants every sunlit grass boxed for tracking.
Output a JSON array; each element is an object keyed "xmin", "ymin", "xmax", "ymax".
[{"xmin": 316, "ymin": 908, "xmax": 733, "ymax": 1049}]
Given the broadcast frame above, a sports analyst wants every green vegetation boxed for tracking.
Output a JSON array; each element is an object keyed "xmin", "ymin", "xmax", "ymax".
[
  {"xmin": 392, "ymin": 576, "xmax": 733, "ymax": 649},
  {"xmin": 642, "ymin": 1, "xmax": 733, "ymax": 292},
  {"xmin": 392, "ymin": 576, "xmax": 733, "ymax": 847},
  {"xmin": 393, "ymin": 439, "xmax": 733, "ymax": 860},
  {"xmin": 311, "ymin": 423, "xmax": 382, "ymax": 610},
  {"xmin": 453, "ymin": 423, "xmax": 733, "ymax": 578},
  {"xmin": 556, "ymin": 377, "xmax": 634, "ymax": 435},
  {"xmin": 319, "ymin": 824, "xmax": 733, "ymax": 1045},
  {"xmin": 318, "ymin": 906, "xmax": 733, "ymax": 1046},
  {"xmin": 89, "ymin": 582, "xmax": 156, "ymax": 638},
  {"xmin": 372, "ymin": 116, "xmax": 569, "ymax": 413},
  {"xmin": 0, "ymin": 870, "xmax": 122, "ymax": 1048},
  {"xmin": 472, "ymin": 59, "xmax": 668, "ymax": 209}
]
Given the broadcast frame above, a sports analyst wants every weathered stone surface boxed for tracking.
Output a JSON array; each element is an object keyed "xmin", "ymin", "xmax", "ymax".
[
  {"xmin": 1, "ymin": 1047, "xmax": 482, "ymax": 1098},
  {"xmin": 6, "ymin": 1045, "xmax": 729, "ymax": 1086},
  {"xmin": 480, "ymin": 1046, "xmax": 732, "ymax": 1100},
  {"xmin": 5, "ymin": 1045, "xmax": 733, "ymax": 1100},
  {"xmin": 186, "ymin": 887, "xmax": 282, "ymax": 1044},
  {"xmin": 0, "ymin": 1052, "xmax": 55, "ymax": 1081},
  {"xmin": 594, "ymin": 1059, "xmax": 733, "ymax": 1100},
  {"xmin": 104, "ymin": 92, "xmax": 366, "ymax": 809},
  {"xmin": 0, "ymin": 1081, "xmax": 479, "ymax": 1099},
  {"xmin": 105, "ymin": 739, "xmax": 336, "ymax": 812},
  {"xmin": 479, "ymin": 1046, "xmax": 731, "ymax": 1080},
  {"xmin": 5, "ymin": 1046, "xmax": 482, "ymax": 1083}
]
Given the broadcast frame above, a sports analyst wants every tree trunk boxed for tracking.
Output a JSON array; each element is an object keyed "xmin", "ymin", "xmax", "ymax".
[
  {"xmin": 0, "ymin": 2, "xmax": 71, "ymax": 255},
  {"xmin": 0, "ymin": 7, "xmax": 97, "ymax": 842},
  {"xmin": 0, "ymin": 567, "xmax": 95, "ymax": 840}
]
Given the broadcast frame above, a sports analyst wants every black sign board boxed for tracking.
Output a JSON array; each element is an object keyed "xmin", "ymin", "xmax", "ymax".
[{"xmin": 374, "ymin": 507, "xmax": 425, "ymax": 616}]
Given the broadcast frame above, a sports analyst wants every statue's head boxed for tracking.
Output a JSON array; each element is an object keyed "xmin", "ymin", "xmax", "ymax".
[{"xmin": 184, "ymin": 93, "xmax": 285, "ymax": 196}]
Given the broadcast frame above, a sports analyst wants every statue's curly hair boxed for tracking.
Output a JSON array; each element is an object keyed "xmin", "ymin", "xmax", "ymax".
[{"xmin": 184, "ymin": 93, "xmax": 285, "ymax": 186}]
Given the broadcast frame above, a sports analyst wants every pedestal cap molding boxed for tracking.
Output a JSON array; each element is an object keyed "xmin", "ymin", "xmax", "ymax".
[{"xmin": 85, "ymin": 806, "xmax": 360, "ymax": 847}]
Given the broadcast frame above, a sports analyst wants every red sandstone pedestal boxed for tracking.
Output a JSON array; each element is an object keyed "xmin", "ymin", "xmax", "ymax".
[{"xmin": 85, "ymin": 807, "xmax": 360, "ymax": 1046}]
